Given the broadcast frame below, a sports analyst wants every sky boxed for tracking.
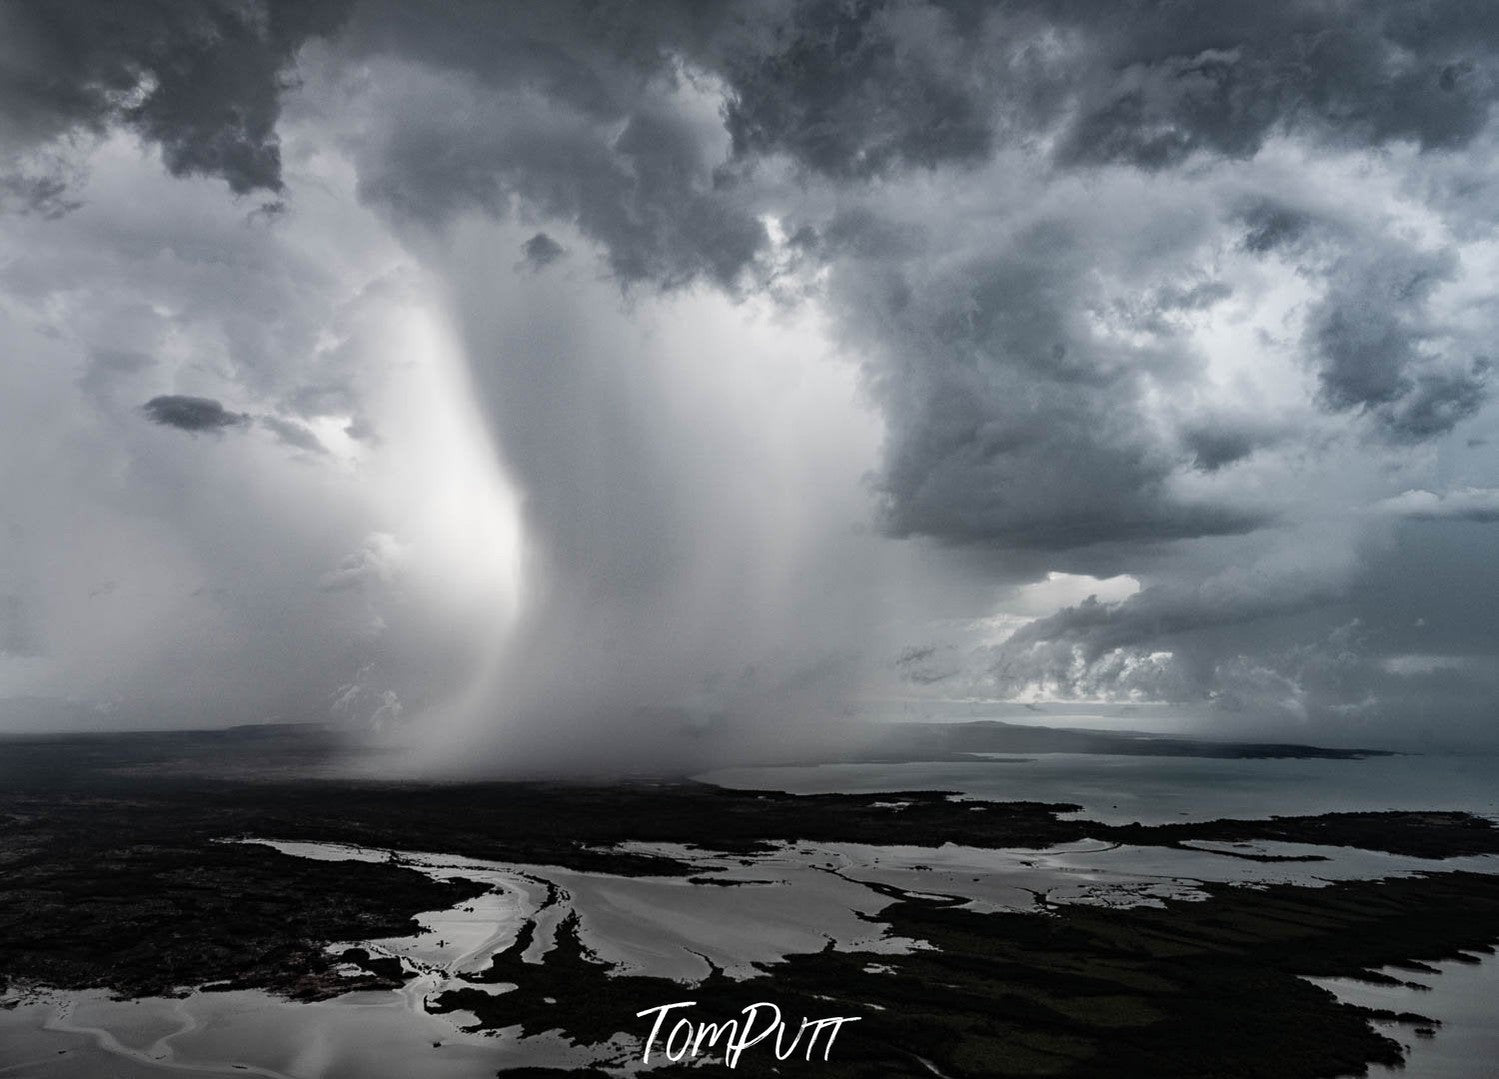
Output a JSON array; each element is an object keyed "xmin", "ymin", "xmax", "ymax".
[{"xmin": 1, "ymin": 1, "xmax": 1497, "ymax": 766}]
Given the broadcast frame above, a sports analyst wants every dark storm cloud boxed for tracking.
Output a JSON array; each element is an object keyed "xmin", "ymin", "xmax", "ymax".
[
  {"xmin": 830, "ymin": 208, "xmax": 1271, "ymax": 553},
  {"xmin": 1310, "ymin": 247, "xmax": 1451, "ymax": 411},
  {"xmin": 1049, "ymin": 1, "xmax": 1499, "ymax": 169},
  {"xmin": 9, "ymin": 0, "xmax": 1499, "ymax": 748},
  {"xmin": 1237, "ymin": 200, "xmax": 1311, "ymax": 254},
  {"xmin": 0, "ymin": 163, "xmax": 80, "ymax": 218},
  {"xmin": 0, "ymin": 0, "xmax": 352, "ymax": 197},
  {"xmin": 141, "ymin": 395, "xmax": 250, "ymax": 433},
  {"xmin": 334, "ymin": 0, "xmax": 771, "ymax": 288},
  {"xmin": 720, "ymin": 0, "xmax": 998, "ymax": 178},
  {"xmin": 716, "ymin": 0, "xmax": 1499, "ymax": 180},
  {"xmin": 707, "ymin": 1, "xmax": 1499, "ymax": 180},
  {"xmin": 355, "ymin": 85, "xmax": 766, "ymax": 288},
  {"xmin": 520, "ymin": 232, "xmax": 566, "ymax": 271},
  {"xmin": 1180, "ymin": 422, "xmax": 1274, "ymax": 473},
  {"xmin": 1307, "ymin": 242, "xmax": 1490, "ymax": 442},
  {"xmin": 325, "ymin": 2, "xmax": 1498, "ymax": 548},
  {"xmin": 700, "ymin": 0, "xmax": 1499, "ymax": 552},
  {"xmin": 1381, "ymin": 363, "xmax": 1492, "ymax": 442}
]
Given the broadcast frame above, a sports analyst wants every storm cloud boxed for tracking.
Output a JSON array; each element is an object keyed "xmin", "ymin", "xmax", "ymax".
[
  {"xmin": 4, "ymin": 1, "xmax": 1499, "ymax": 758},
  {"xmin": 0, "ymin": 0, "xmax": 353, "ymax": 196},
  {"xmin": 520, "ymin": 232, "xmax": 566, "ymax": 272},
  {"xmin": 142, "ymin": 395, "xmax": 250, "ymax": 433}
]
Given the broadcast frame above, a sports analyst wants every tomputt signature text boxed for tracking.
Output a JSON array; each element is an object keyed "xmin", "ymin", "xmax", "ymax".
[{"xmin": 636, "ymin": 1000, "xmax": 861, "ymax": 1068}]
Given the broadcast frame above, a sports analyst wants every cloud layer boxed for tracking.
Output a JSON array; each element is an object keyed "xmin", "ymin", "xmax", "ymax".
[
  {"xmin": 142, "ymin": 394, "xmax": 250, "ymax": 433},
  {"xmin": 4, "ymin": 1, "xmax": 1499, "ymax": 757}
]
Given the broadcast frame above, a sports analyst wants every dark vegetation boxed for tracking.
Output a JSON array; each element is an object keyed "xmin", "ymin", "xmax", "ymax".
[
  {"xmin": 0, "ymin": 814, "xmax": 484, "ymax": 998},
  {"xmin": 438, "ymin": 872, "xmax": 1499, "ymax": 1078}
]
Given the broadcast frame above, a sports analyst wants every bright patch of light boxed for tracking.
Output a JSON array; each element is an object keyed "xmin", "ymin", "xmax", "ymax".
[
  {"xmin": 1005, "ymin": 571, "xmax": 1141, "ymax": 617},
  {"xmin": 375, "ymin": 302, "xmax": 525, "ymax": 621}
]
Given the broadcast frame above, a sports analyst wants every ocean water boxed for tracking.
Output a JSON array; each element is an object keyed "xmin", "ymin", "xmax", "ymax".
[{"xmin": 698, "ymin": 751, "xmax": 1499, "ymax": 826}]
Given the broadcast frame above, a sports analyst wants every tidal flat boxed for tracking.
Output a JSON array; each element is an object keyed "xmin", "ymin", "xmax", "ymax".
[{"xmin": 2, "ymin": 727, "xmax": 1499, "ymax": 1077}]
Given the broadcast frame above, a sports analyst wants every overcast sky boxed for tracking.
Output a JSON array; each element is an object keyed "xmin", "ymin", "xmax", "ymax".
[{"xmin": 2, "ymin": 1, "xmax": 1497, "ymax": 764}]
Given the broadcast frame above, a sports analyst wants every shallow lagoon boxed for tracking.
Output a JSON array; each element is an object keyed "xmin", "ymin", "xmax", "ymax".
[
  {"xmin": 697, "ymin": 752, "xmax": 1499, "ymax": 1077},
  {"xmin": 1307, "ymin": 956, "xmax": 1499, "ymax": 1078},
  {"xmin": 5, "ymin": 823, "xmax": 1498, "ymax": 1077}
]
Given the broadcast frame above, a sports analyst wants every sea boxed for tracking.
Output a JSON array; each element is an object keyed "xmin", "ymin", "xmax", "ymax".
[{"xmin": 698, "ymin": 750, "xmax": 1499, "ymax": 827}]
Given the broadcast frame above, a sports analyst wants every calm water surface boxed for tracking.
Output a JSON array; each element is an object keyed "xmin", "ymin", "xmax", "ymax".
[
  {"xmin": 699, "ymin": 752, "xmax": 1499, "ymax": 826},
  {"xmin": 698, "ymin": 751, "xmax": 1499, "ymax": 1077}
]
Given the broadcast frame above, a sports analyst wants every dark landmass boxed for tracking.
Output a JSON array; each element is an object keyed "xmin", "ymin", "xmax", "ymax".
[
  {"xmin": 1117, "ymin": 810, "xmax": 1499, "ymax": 859},
  {"xmin": 0, "ymin": 820, "xmax": 484, "ymax": 999},
  {"xmin": 848, "ymin": 720, "xmax": 1387, "ymax": 762},
  {"xmin": 0, "ymin": 716, "xmax": 1382, "ymax": 795},
  {"xmin": 1, "ymin": 727, "xmax": 1496, "ymax": 1077},
  {"xmin": 0, "ymin": 724, "xmax": 351, "ymax": 785}
]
